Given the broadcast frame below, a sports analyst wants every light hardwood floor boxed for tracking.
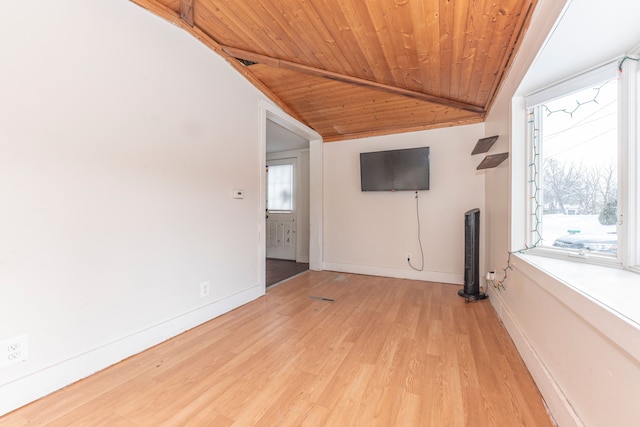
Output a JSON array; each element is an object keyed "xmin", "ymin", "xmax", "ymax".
[{"xmin": 0, "ymin": 271, "xmax": 554, "ymax": 426}]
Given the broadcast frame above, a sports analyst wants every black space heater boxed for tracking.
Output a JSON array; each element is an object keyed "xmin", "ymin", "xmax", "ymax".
[{"xmin": 458, "ymin": 208, "xmax": 487, "ymax": 301}]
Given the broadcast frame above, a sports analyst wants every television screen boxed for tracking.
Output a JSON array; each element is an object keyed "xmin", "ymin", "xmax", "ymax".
[{"xmin": 360, "ymin": 147, "xmax": 430, "ymax": 191}]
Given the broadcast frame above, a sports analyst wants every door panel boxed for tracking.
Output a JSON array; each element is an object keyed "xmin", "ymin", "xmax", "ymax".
[
  {"xmin": 283, "ymin": 221, "xmax": 293, "ymax": 247},
  {"xmin": 268, "ymin": 220, "xmax": 279, "ymax": 248}
]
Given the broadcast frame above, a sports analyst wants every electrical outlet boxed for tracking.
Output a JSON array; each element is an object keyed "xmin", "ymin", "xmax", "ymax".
[
  {"xmin": 200, "ymin": 281, "xmax": 210, "ymax": 298},
  {"xmin": 0, "ymin": 335, "xmax": 29, "ymax": 368},
  {"xmin": 405, "ymin": 253, "xmax": 412, "ymax": 261}
]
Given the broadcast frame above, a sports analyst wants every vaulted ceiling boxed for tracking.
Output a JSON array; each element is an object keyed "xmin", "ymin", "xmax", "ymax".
[{"xmin": 131, "ymin": 0, "xmax": 537, "ymax": 141}]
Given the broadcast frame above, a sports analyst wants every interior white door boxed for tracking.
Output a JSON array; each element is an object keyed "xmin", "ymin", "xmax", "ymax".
[{"xmin": 266, "ymin": 159, "xmax": 297, "ymax": 260}]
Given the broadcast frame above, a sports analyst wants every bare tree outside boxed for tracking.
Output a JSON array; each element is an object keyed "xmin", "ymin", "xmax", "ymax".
[
  {"xmin": 543, "ymin": 160, "xmax": 617, "ymax": 218},
  {"xmin": 538, "ymin": 78, "xmax": 618, "ymax": 254}
]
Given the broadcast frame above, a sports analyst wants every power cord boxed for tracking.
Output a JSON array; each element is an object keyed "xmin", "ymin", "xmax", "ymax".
[{"xmin": 408, "ymin": 191, "xmax": 425, "ymax": 271}]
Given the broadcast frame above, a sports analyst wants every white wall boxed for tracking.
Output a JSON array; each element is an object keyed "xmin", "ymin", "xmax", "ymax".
[
  {"xmin": 484, "ymin": 1, "xmax": 640, "ymax": 426},
  {"xmin": 0, "ymin": 0, "xmax": 268, "ymax": 414},
  {"xmin": 323, "ymin": 124, "xmax": 485, "ymax": 284}
]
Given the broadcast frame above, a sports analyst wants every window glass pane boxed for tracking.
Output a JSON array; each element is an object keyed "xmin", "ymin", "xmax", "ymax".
[
  {"xmin": 267, "ymin": 164, "xmax": 293, "ymax": 211},
  {"xmin": 539, "ymin": 79, "xmax": 618, "ymax": 255}
]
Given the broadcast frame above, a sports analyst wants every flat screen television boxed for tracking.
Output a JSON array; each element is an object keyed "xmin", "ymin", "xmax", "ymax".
[{"xmin": 360, "ymin": 146, "xmax": 430, "ymax": 191}]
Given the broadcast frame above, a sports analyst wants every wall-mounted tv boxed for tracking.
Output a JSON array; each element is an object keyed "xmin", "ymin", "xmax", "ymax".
[{"xmin": 360, "ymin": 146, "xmax": 430, "ymax": 191}]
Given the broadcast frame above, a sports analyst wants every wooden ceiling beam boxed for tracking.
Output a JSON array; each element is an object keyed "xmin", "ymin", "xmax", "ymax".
[
  {"xmin": 221, "ymin": 46, "xmax": 486, "ymax": 115},
  {"xmin": 180, "ymin": 0, "xmax": 194, "ymax": 27}
]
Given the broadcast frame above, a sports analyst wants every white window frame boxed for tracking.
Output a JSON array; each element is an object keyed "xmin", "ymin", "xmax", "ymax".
[
  {"xmin": 624, "ymin": 54, "xmax": 640, "ymax": 271},
  {"xmin": 524, "ymin": 56, "xmax": 640, "ymax": 271}
]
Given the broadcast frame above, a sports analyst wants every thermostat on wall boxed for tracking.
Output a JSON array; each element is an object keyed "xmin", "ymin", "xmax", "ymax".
[{"xmin": 232, "ymin": 189, "xmax": 245, "ymax": 199}]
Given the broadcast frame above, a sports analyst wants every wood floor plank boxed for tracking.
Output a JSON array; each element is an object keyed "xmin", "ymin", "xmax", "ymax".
[{"xmin": 0, "ymin": 271, "xmax": 554, "ymax": 426}]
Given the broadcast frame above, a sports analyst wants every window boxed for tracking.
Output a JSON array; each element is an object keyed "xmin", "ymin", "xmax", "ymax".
[
  {"xmin": 530, "ymin": 77, "xmax": 618, "ymax": 256},
  {"xmin": 267, "ymin": 163, "xmax": 293, "ymax": 212},
  {"xmin": 525, "ymin": 58, "xmax": 640, "ymax": 269}
]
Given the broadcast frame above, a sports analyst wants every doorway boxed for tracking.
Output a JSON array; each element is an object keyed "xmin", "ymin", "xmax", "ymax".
[
  {"xmin": 261, "ymin": 103, "xmax": 323, "ymax": 291},
  {"xmin": 265, "ymin": 121, "xmax": 310, "ymax": 287}
]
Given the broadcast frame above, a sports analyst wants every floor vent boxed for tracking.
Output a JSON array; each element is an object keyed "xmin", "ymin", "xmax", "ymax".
[{"xmin": 308, "ymin": 296, "xmax": 335, "ymax": 303}]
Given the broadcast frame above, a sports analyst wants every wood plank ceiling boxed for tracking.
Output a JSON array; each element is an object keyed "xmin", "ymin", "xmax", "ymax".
[{"xmin": 131, "ymin": 0, "xmax": 537, "ymax": 142}]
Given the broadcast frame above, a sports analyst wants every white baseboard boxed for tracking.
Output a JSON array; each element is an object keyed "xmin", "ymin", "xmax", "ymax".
[
  {"xmin": 0, "ymin": 285, "xmax": 264, "ymax": 417},
  {"xmin": 488, "ymin": 289, "xmax": 583, "ymax": 427},
  {"xmin": 322, "ymin": 261, "xmax": 463, "ymax": 285}
]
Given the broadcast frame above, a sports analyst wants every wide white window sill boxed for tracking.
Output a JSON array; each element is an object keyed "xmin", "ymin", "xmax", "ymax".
[{"xmin": 511, "ymin": 253, "xmax": 640, "ymax": 361}]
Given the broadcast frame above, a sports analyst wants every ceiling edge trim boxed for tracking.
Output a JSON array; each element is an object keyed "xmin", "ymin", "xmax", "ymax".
[{"xmin": 322, "ymin": 116, "xmax": 485, "ymax": 143}]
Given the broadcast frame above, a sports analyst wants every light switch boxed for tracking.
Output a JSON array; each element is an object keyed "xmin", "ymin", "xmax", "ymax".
[{"xmin": 232, "ymin": 189, "xmax": 245, "ymax": 199}]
